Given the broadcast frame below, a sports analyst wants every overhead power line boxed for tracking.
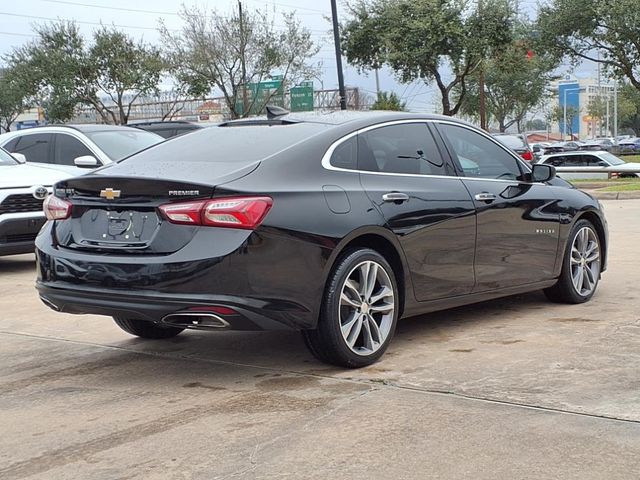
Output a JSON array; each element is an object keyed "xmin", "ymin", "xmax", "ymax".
[
  {"xmin": 40, "ymin": 0, "xmax": 178, "ymax": 16},
  {"xmin": 0, "ymin": 11, "xmax": 176, "ymax": 31}
]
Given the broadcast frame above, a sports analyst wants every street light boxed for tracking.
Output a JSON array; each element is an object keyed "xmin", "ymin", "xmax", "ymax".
[{"xmin": 562, "ymin": 87, "xmax": 581, "ymax": 141}]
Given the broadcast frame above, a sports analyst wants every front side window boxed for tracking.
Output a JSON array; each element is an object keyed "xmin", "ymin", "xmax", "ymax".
[
  {"xmin": 9, "ymin": 133, "xmax": 53, "ymax": 164},
  {"xmin": 54, "ymin": 134, "xmax": 94, "ymax": 166},
  {"xmin": 358, "ymin": 123, "xmax": 446, "ymax": 175},
  {"xmin": 438, "ymin": 124, "xmax": 523, "ymax": 180},
  {"xmin": 84, "ymin": 130, "xmax": 163, "ymax": 161}
]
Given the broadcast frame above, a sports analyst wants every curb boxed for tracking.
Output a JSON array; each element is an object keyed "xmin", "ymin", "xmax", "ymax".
[{"xmin": 582, "ymin": 190, "xmax": 640, "ymax": 200}]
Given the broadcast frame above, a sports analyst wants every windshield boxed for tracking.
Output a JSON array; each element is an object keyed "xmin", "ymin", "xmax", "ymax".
[
  {"xmin": 0, "ymin": 147, "xmax": 18, "ymax": 166},
  {"xmin": 84, "ymin": 130, "xmax": 163, "ymax": 161},
  {"xmin": 600, "ymin": 152, "xmax": 625, "ymax": 165},
  {"xmin": 494, "ymin": 135, "xmax": 526, "ymax": 149}
]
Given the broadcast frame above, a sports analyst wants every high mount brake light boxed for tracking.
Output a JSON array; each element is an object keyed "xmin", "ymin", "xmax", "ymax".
[
  {"xmin": 43, "ymin": 195, "xmax": 72, "ymax": 220},
  {"xmin": 159, "ymin": 196, "xmax": 273, "ymax": 230}
]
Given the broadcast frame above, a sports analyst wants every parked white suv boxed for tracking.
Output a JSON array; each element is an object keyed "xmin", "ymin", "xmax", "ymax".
[
  {"xmin": 0, "ymin": 125, "xmax": 163, "ymax": 176},
  {"xmin": 0, "ymin": 147, "xmax": 71, "ymax": 256}
]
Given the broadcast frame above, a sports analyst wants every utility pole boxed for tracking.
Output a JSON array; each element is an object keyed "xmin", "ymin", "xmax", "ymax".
[
  {"xmin": 375, "ymin": 68, "xmax": 381, "ymax": 96},
  {"xmin": 478, "ymin": 0, "xmax": 487, "ymax": 130},
  {"xmin": 239, "ymin": 1, "xmax": 249, "ymax": 117},
  {"xmin": 613, "ymin": 80, "xmax": 618, "ymax": 138},
  {"xmin": 330, "ymin": 0, "xmax": 347, "ymax": 110}
]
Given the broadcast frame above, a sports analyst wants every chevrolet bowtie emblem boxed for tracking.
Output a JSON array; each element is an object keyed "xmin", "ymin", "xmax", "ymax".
[{"xmin": 100, "ymin": 188, "xmax": 121, "ymax": 200}]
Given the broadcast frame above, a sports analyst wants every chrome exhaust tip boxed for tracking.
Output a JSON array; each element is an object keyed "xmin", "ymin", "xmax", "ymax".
[{"xmin": 161, "ymin": 312, "xmax": 230, "ymax": 329}]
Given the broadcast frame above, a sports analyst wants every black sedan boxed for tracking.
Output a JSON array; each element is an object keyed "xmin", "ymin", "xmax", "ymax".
[{"xmin": 36, "ymin": 111, "xmax": 608, "ymax": 367}]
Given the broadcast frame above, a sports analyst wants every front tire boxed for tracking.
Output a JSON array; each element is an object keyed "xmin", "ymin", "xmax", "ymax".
[
  {"xmin": 303, "ymin": 248, "xmax": 399, "ymax": 368},
  {"xmin": 113, "ymin": 316, "xmax": 184, "ymax": 339},
  {"xmin": 544, "ymin": 219, "xmax": 602, "ymax": 304}
]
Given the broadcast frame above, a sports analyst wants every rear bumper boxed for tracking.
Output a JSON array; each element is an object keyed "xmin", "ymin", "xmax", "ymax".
[
  {"xmin": 35, "ymin": 222, "xmax": 332, "ymax": 330},
  {"xmin": 36, "ymin": 282, "xmax": 300, "ymax": 330}
]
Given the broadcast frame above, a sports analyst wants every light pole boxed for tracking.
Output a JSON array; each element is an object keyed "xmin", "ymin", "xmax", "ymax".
[{"xmin": 562, "ymin": 87, "xmax": 581, "ymax": 141}]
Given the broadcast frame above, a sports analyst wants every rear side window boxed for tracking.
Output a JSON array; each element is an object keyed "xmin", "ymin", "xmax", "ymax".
[
  {"xmin": 438, "ymin": 124, "xmax": 523, "ymax": 180},
  {"xmin": 54, "ymin": 134, "xmax": 94, "ymax": 166},
  {"xmin": 330, "ymin": 136, "xmax": 357, "ymax": 169},
  {"xmin": 358, "ymin": 123, "xmax": 446, "ymax": 175},
  {"xmin": 9, "ymin": 133, "xmax": 53, "ymax": 164}
]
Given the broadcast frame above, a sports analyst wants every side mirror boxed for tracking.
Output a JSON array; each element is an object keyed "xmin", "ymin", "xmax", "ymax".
[
  {"xmin": 74, "ymin": 155, "xmax": 99, "ymax": 168},
  {"xmin": 531, "ymin": 163, "xmax": 556, "ymax": 183},
  {"xmin": 11, "ymin": 152, "xmax": 27, "ymax": 164}
]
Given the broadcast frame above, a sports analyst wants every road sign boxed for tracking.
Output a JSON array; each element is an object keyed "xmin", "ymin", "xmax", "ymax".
[
  {"xmin": 290, "ymin": 82, "xmax": 314, "ymax": 112},
  {"xmin": 236, "ymin": 77, "xmax": 284, "ymax": 116}
]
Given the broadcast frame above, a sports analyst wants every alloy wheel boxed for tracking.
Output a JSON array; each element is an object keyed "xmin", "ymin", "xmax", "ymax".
[
  {"xmin": 570, "ymin": 226, "xmax": 601, "ymax": 296},
  {"xmin": 339, "ymin": 260, "xmax": 395, "ymax": 356}
]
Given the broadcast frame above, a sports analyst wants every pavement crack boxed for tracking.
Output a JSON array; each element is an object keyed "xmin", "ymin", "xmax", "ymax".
[{"xmin": 215, "ymin": 388, "xmax": 377, "ymax": 480}]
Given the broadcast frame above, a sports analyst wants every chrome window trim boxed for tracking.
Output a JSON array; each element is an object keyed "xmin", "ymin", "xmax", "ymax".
[{"xmin": 320, "ymin": 118, "xmax": 536, "ymax": 184}]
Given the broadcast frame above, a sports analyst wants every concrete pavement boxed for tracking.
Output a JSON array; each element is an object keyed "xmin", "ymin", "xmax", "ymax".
[{"xmin": 1, "ymin": 200, "xmax": 639, "ymax": 479}]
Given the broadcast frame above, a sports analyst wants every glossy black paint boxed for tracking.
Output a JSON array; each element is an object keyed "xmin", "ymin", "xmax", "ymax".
[{"xmin": 36, "ymin": 112, "xmax": 608, "ymax": 331}]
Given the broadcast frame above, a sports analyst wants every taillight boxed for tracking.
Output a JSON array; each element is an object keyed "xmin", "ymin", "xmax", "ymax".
[
  {"xmin": 159, "ymin": 196, "xmax": 273, "ymax": 230},
  {"xmin": 43, "ymin": 195, "xmax": 72, "ymax": 220},
  {"xmin": 521, "ymin": 150, "xmax": 533, "ymax": 162}
]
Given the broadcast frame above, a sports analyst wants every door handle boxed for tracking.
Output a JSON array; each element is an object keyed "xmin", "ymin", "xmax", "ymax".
[
  {"xmin": 474, "ymin": 192, "xmax": 496, "ymax": 202},
  {"xmin": 382, "ymin": 192, "xmax": 410, "ymax": 203}
]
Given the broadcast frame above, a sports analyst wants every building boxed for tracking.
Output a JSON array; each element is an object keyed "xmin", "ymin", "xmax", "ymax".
[{"xmin": 551, "ymin": 75, "xmax": 617, "ymax": 140}]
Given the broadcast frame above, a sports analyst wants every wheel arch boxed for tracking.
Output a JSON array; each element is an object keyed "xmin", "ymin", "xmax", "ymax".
[
  {"xmin": 573, "ymin": 209, "xmax": 608, "ymax": 270},
  {"xmin": 323, "ymin": 227, "xmax": 411, "ymax": 318}
]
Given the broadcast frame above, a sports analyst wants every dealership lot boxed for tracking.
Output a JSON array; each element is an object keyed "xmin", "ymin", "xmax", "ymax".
[{"xmin": 1, "ymin": 200, "xmax": 639, "ymax": 479}]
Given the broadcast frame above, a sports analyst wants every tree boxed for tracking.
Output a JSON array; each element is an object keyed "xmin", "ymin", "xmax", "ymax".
[
  {"xmin": 617, "ymin": 84, "xmax": 640, "ymax": 135},
  {"xmin": 161, "ymin": 5, "xmax": 319, "ymax": 119},
  {"xmin": 459, "ymin": 39, "xmax": 557, "ymax": 132},
  {"xmin": 342, "ymin": 0, "xmax": 513, "ymax": 116},
  {"xmin": 0, "ymin": 67, "xmax": 32, "ymax": 132},
  {"xmin": 6, "ymin": 22, "xmax": 166, "ymax": 124},
  {"xmin": 537, "ymin": 0, "xmax": 640, "ymax": 93},
  {"xmin": 526, "ymin": 119, "xmax": 548, "ymax": 131},
  {"xmin": 551, "ymin": 104, "xmax": 579, "ymax": 138},
  {"xmin": 370, "ymin": 91, "xmax": 406, "ymax": 111}
]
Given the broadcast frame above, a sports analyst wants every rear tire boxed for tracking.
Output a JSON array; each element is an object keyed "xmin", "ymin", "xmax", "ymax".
[
  {"xmin": 113, "ymin": 317, "xmax": 184, "ymax": 339},
  {"xmin": 303, "ymin": 248, "xmax": 399, "ymax": 368},
  {"xmin": 544, "ymin": 219, "xmax": 602, "ymax": 304}
]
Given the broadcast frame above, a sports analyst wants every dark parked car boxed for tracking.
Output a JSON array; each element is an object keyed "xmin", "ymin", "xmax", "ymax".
[
  {"xmin": 131, "ymin": 121, "xmax": 204, "ymax": 139},
  {"xmin": 580, "ymin": 138, "xmax": 614, "ymax": 151},
  {"xmin": 36, "ymin": 111, "xmax": 608, "ymax": 367},
  {"xmin": 492, "ymin": 133, "xmax": 534, "ymax": 162},
  {"xmin": 618, "ymin": 137, "xmax": 640, "ymax": 154}
]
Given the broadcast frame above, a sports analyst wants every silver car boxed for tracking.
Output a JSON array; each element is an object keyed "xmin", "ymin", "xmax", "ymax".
[{"xmin": 539, "ymin": 151, "xmax": 640, "ymax": 180}]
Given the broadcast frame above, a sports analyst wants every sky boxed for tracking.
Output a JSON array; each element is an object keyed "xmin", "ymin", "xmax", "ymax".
[{"xmin": 0, "ymin": 0, "xmax": 593, "ymax": 113}]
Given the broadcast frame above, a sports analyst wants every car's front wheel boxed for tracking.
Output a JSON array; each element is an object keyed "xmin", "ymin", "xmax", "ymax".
[
  {"xmin": 113, "ymin": 317, "xmax": 184, "ymax": 339},
  {"xmin": 303, "ymin": 248, "xmax": 399, "ymax": 368},
  {"xmin": 544, "ymin": 219, "xmax": 602, "ymax": 303}
]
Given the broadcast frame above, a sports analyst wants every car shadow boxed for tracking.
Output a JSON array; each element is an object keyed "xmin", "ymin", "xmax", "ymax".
[
  {"xmin": 103, "ymin": 290, "xmax": 551, "ymax": 376},
  {"xmin": 0, "ymin": 254, "xmax": 36, "ymax": 274}
]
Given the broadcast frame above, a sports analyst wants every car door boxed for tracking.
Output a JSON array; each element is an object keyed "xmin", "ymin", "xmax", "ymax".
[
  {"xmin": 434, "ymin": 122, "xmax": 561, "ymax": 292},
  {"xmin": 53, "ymin": 133, "xmax": 99, "ymax": 169},
  {"xmin": 582, "ymin": 154, "xmax": 610, "ymax": 179},
  {"xmin": 357, "ymin": 121, "xmax": 476, "ymax": 301}
]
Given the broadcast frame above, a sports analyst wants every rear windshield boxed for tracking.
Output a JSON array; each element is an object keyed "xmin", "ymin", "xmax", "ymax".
[
  {"xmin": 494, "ymin": 135, "xmax": 526, "ymax": 149},
  {"xmin": 85, "ymin": 130, "xmax": 163, "ymax": 161},
  {"xmin": 120, "ymin": 123, "xmax": 329, "ymax": 164}
]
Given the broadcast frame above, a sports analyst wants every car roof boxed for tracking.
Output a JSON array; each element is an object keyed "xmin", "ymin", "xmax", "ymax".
[
  {"xmin": 222, "ymin": 110, "xmax": 472, "ymax": 129},
  {"xmin": 131, "ymin": 121, "xmax": 202, "ymax": 127},
  {"xmin": 542, "ymin": 150, "xmax": 608, "ymax": 157}
]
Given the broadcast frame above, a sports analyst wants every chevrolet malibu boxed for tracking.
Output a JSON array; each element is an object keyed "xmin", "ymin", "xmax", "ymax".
[{"xmin": 36, "ymin": 111, "xmax": 607, "ymax": 367}]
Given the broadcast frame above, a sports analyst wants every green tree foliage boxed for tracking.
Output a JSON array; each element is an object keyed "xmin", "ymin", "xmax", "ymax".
[
  {"xmin": 341, "ymin": 0, "xmax": 513, "ymax": 116},
  {"xmin": 618, "ymin": 84, "xmax": 640, "ymax": 135},
  {"xmin": 6, "ymin": 22, "xmax": 165, "ymax": 124},
  {"xmin": 525, "ymin": 118, "xmax": 548, "ymax": 131},
  {"xmin": 460, "ymin": 38, "xmax": 558, "ymax": 132},
  {"xmin": 551, "ymin": 104, "xmax": 579, "ymax": 138},
  {"xmin": 161, "ymin": 5, "xmax": 319, "ymax": 119},
  {"xmin": 370, "ymin": 91, "xmax": 406, "ymax": 111},
  {"xmin": 0, "ymin": 67, "xmax": 32, "ymax": 132},
  {"xmin": 537, "ymin": 0, "xmax": 640, "ymax": 92}
]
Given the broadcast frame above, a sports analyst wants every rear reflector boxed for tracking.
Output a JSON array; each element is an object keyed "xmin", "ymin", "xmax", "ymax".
[
  {"xmin": 187, "ymin": 306, "xmax": 238, "ymax": 315},
  {"xmin": 43, "ymin": 195, "xmax": 72, "ymax": 220},
  {"xmin": 159, "ymin": 196, "xmax": 272, "ymax": 230}
]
